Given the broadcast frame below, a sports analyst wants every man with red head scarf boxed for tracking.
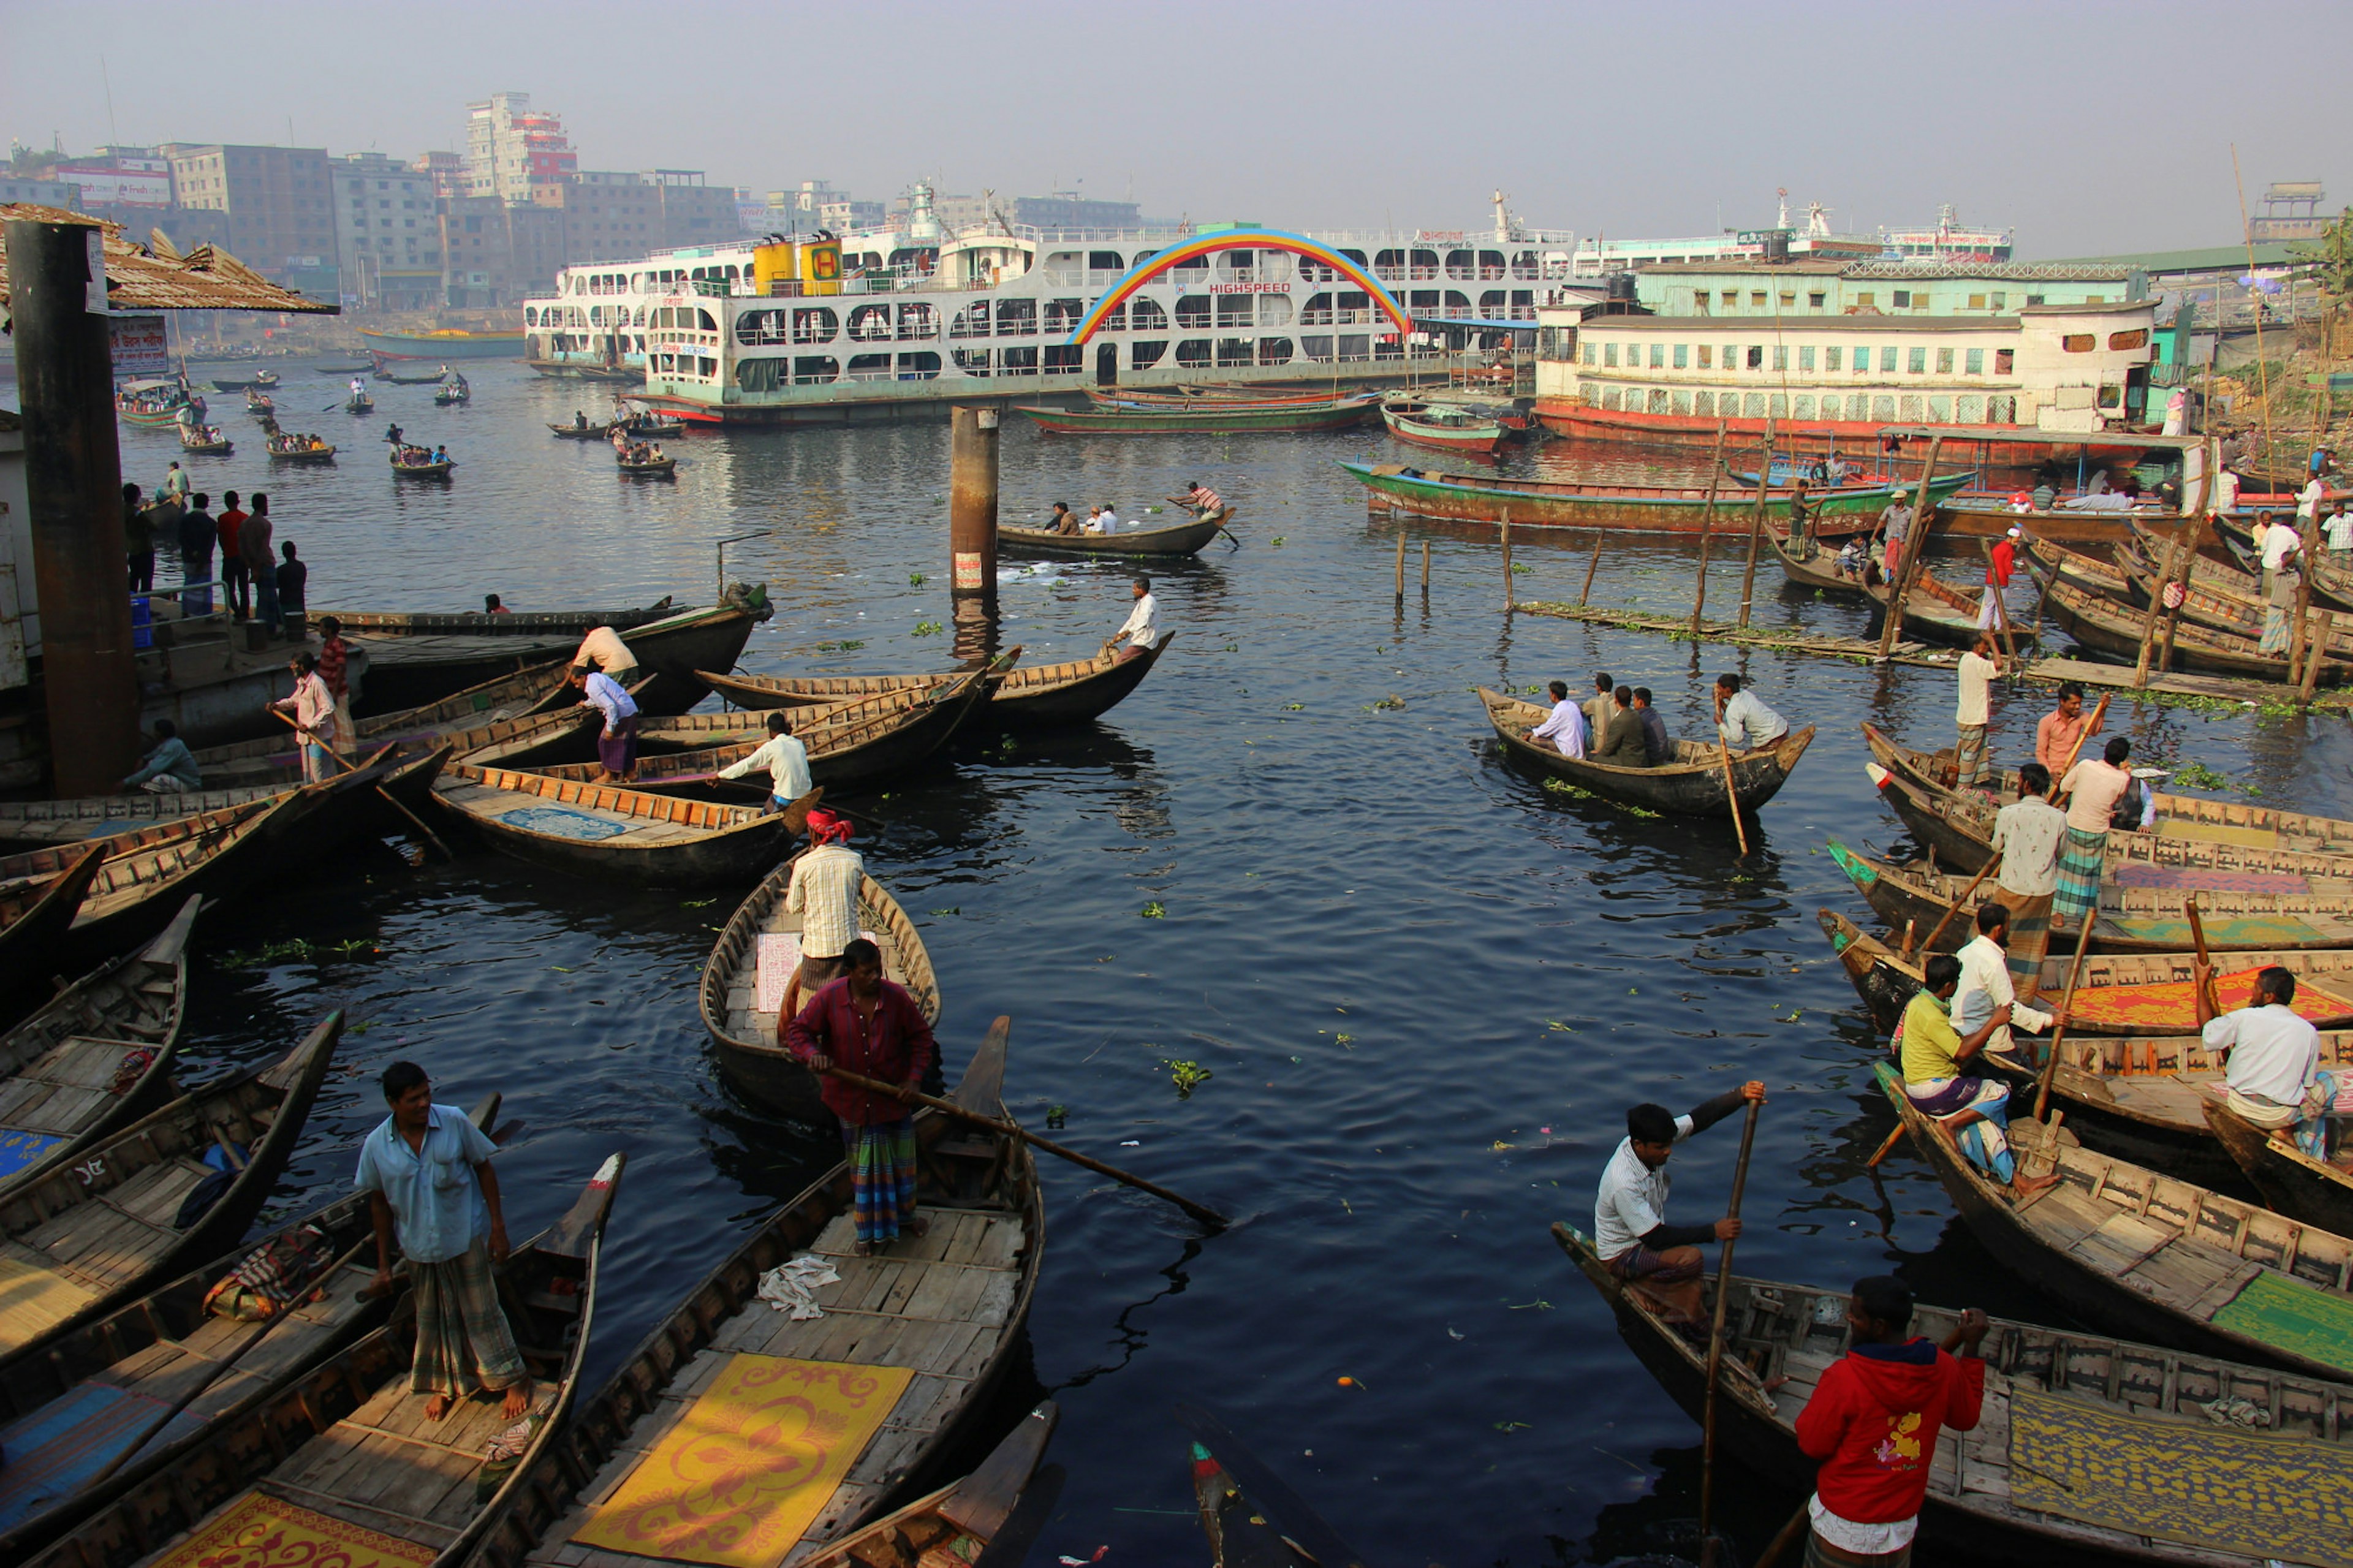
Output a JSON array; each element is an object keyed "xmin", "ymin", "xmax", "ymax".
[{"xmin": 780, "ymin": 808, "xmax": 863, "ymax": 1020}]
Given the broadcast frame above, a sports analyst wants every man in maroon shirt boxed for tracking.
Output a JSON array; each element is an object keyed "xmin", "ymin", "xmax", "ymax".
[
  {"xmin": 314, "ymin": 615, "xmax": 354, "ymax": 743},
  {"xmin": 785, "ymin": 939, "xmax": 938, "ymax": 1254}
]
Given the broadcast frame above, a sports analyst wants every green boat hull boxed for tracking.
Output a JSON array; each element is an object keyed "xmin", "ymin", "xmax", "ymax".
[{"xmin": 1339, "ymin": 461, "xmax": 1972, "ymax": 533}]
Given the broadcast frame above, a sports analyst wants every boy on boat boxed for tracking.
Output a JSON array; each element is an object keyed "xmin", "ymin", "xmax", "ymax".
[
  {"xmin": 1792, "ymin": 1276, "xmax": 1986, "ymax": 1568},
  {"xmin": 355, "ymin": 1061, "xmax": 533, "ymax": 1422},
  {"xmin": 786, "ymin": 937, "xmax": 938, "ymax": 1257},
  {"xmin": 1591, "ymin": 1081, "xmax": 1766, "ymax": 1325}
]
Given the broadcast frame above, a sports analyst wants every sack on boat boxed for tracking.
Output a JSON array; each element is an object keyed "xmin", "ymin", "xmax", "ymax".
[
  {"xmin": 204, "ymin": 1221, "xmax": 335, "ymax": 1320},
  {"xmin": 110, "ymin": 1045, "xmax": 158, "ymax": 1094}
]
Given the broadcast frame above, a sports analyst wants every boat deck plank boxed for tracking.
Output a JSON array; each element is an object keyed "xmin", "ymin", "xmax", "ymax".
[{"xmin": 435, "ymin": 781, "xmax": 707, "ymax": 845}]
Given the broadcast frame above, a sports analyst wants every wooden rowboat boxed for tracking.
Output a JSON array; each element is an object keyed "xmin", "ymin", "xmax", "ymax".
[
  {"xmin": 998, "ymin": 514, "xmax": 1228, "ymax": 557},
  {"xmin": 0, "ymin": 1094, "xmax": 504, "ymax": 1559},
  {"xmin": 700, "ymin": 643, "xmax": 1161, "ymax": 730},
  {"xmin": 2115, "ymin": 536, "xmax": 2353, "ymax": 657},
  {"xmin": 503, "ymin": 1024, "xmax": 1039, "ymax": 1568},
  {"xmin": 343, "ymin": 393, "xmax": 374, "ymax": 415},
  {"xmin": 0, "ymin": 1015, "xmax": 341, "ymax": 1376},
  {"xmin": 1020, "ymin": 395, "xmax": 1376, "ymax": 435},
  {"xmin": 30, "ymin": 1149, "xmax": 623, "ymax": 1568},
  {"xmin": 616, "ymin": 455, "xmax": 676, "ymax": 477},
  {"xmin": 0, "ymin": 896, "xmax": 196, "ymax": 1202},
  {"xmin": 1863, "ymin": 722, "xmax": 2353, "ymax": 866},
  {"xmin": 191, "ymin": 660, "xmax": 582, "ymax": 787},
  {"xmin": 2204, "ymin": 1100, "xmax": 2353, "ymax": 1239},
  {"xmin": 700, "ymin": 852, "xmax": 939, "ymax": 1117},
  {"xmin": 764, "ymin": 1404, "xmax": 1058, "ymax": 1568},
  {"xmin": 1876, "ymin": 1060, "xmax": 2353, "ymax": 1382},
  {"xmin": 0, "ymin": 743, "xmax": 444, "ymax": 844},
  {"xmin": 1553, "ymin": 1218, "xmax": 2353, "ymax": 1566},
  {"xmin": 2045, "ymin": 576, "xmax": 2341, "ymax": 683},
  {"xmin": 1819, "ymin": 906, "xmax": 2353, "ymax": 1036},
  {"xmin": 431, "ymin": 764, "xmax": 800, "ymax": 885},
  {"xmin": 313, "ymin": 600, "xmax": 675, "ymax": 638},
  {"xmin": 390, "ymin": 455, "xmax": 455, "ymax": 479},
  {"xmin": 339, "ymin": 601, "xmax": 758, "ymax": 717},
  {"xmin": 1765, "ymin": 528, "xmax": 2000, "ymax": 646},
  {"xmin": 0, "ymin": 846, "xmax": 109, "ymax": 1027},
  {"xmin": 175, "ymin": 431, "xmax": 232, "ymax": 456},
  {"xmin": 1381, "ymin": 400, "xmax": 1506, "ymax": 457},
  {"xmin": 1342, "ymin": 460, "xmax": 1973, "ymax": 532},
  {"xmin": 1479, "ymin": 688, "xmax": 1813, "ymax": 815},
  {"xmin": 1825, "ymin": 839, "xmax": 2353, "ymax": 955}
]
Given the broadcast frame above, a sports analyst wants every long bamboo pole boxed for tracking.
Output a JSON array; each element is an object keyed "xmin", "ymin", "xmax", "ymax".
[
  {"xmin": 2034, "ymin": 909, "xmax": 2100, "ymax": 1121},
  {"xmin": 1876, "ymin": 437, "xmax": 1944, "ymax": 659},
  {"xmin": 1501, "ymin": 509, "xmax": 1515, "ymax": 613},
  {"xmin": 268, "ymin": 711, "xmax": 452, "ymax": 858},
  {"xmin": 1696, "ymin": 1097, "xmax": 1763, "ymax": 1568},
  {"xmin": 1738, "ymin": 435, "xmax": 1773, "ymax": 629},
  {"xmin": 1689, "ymin": 421, "xmax": 1729, "ymax": 634},
  {"xmin": 1921, "ymin": 858, "xmax": 1999, "ymax": 954}
]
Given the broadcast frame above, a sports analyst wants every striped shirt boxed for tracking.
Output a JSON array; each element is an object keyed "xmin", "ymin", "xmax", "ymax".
[
  {"xmin": 786, "ymin": 844, "xmax": 864, "ymax": 958},
  {"xmin": 1189, "ymin": 485, "xmax": 1223, "ymax": 513}
]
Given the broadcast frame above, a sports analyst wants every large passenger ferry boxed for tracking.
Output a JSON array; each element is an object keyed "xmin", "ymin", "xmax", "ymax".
[{"xmin": 521, "ymin": 186, "xmax": 1577, "ymax": 422}]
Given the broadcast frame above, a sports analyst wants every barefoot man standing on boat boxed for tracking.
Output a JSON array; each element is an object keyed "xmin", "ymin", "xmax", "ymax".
[
  {"xmin": 787, "ymin": 938, "xmax": 938, "ymax": 1256},
  {"xmin": 1592, "ymin": 1081, "xmax": 1767, "ymax": 1325},
  {"xmin": 356, "ymin": 1061, "xmax": 532, "ymax": 1422}
]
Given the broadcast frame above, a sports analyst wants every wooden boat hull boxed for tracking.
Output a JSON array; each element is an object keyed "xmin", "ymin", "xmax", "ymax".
[
  {"xmin": 490, "ymin": 1031, "xmax": 1039, "ymax": 1568},
  {"xmin": 30, "ymin": 1149, "xmax": 620, "ymax": 1568},
  {"xmin": 359, "ymin": 327, "xmax": 526, "ymax": 360},
  {"xmin": 194, "ymin": 662, "xmax": 578, "ymax": 786},
  {"xmin": 0, "ymin": 846, "xmax": 108, "ymax": 1028},
  {"xmin": 432, "ymin": 764, "xmax": 795, "ymax": 885},
  {"xmin": 1018, "ymin": 398, "xmax": 1374, "ymax": 434},
  {"xmin": 1766, "ymin": 529, "xmax": 1998, "ymax": 646},
  {"xmin": 539, "ymin": 681, "xmax": 979, "ymax": 790},
  {"xmin": 349, "ymin": 603, "xmax": 756, "ymax": 716},
  {"xmin": 998, "ymin": 515, "xmax": 1226, "ymax": 557},
  {"xmin": 702, "ymin": 856, "xmax": 939, "ymax": 1118},
  {"xmin": 2046, "ymin": 577, "xmax": 2338, "ymax": 683},
  {"xmin": 1481, "ymin": 689, "xmax": 1813, "ymax": 814},
  {"xmin": 1382, "ymin": 406, "xmax": 1506, "ymax": 456},
  {"xmin": 1341, "ymin": 460, "xmax": 1971, "ymax": 532},
  {"xmin": 265, "ymin": 444, "xmax": 335, "ymax": 462},
  {"xmin": 616, "ymin": 459, "xmax": 675, "ymax": 477},
  {"xmin": 0, "ymin": 1017, "xmax": 341, "ymax": 1377},
  {"xmin": 2203, "ymin": 1100, "xmax": 2353, "ymax": 1237},
  {"xmin": 391, "ymin": 460, "xmax": 455, "ymax": 478},
  {"xmin": 699, "ymin": 644, "xmax": 1156, "ymax": 728},
  {"xmin": 1552, "ymin": 1219, "xmax": 2352, "ymax": 1567}
]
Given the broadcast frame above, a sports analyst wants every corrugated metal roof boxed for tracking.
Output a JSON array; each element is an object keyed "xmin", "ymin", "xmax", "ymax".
[
  {"xmin": 0, "ymin": 204, "xmax": 338, "ymax": 314},
  {"xmin": 2031, "ymin": 242, "xmax": 2303, "ymax": 274}
]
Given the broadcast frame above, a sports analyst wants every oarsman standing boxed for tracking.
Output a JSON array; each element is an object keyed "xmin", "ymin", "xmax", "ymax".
[
  {"xmin": 268, "ymin": 651, "xmax": 343, "ymax": 781},
  {"xmin": 2033, "ymin": 684, "xmax": 2103, "ymax": 776},
  {"xmin": 355, "ymin": 1061, "xmax": 532, "ymax": 1422},
  {"xmin": 573, "ymin": 624, "xmax": 639, "ymax": 686},
  {"xmin": 1167, "ymin": 479, "xmax": 1224, "ymax": 519},
  {"xmin": 786, "ymin": 937, "xmax": 938, "ymax": 1256},
  {"xmin": 1794, "ymin": 1276, "xmax": 1987, "ymax": 1568},
  {"xmin": 1590, "ymin": 1081, "xmax": 1768, "ymax": 1324},
  {"xmin": 1526, "ymin": 680, "xmax": 1588, "ymax": 760},
  {"xmin": 779, "ymin": 808, "xmax": 862, "ymax": 1019},
  {"xmin": 216, "ymin": 490, "xmax": 251, "ymax": 621},
  {"xmin": 1975, "ymin": 525, "xmax": 2021, "ymax": 631},
  {"xmin": 716, "ymin": 711, "xmax": 813, "ymax": 814},
  {"xmin": 2054, "ymin": 737, "xmax": 2139, "ymax": 934},
  {"xmin": 1987, "ymin": 763, "xmax": 2067, "ymax": 1004},
  {"xmin": 1874, "ymin": 487, "xmax": 1915, "ymax": 583},
  {"xmin": 1714, "ymin": 672, "xmax": 1789, "ymax": 751},
  {"xmin": 1952, "ymin": 633, "xmax": 2000, "ymax": 790},
  {"xmin": 243, "ymin": 494, "xmax": 280, "ymax": 638},
  {"xmin": 568, "ymin": 661, "xmax": 640, "ymax": 784}
]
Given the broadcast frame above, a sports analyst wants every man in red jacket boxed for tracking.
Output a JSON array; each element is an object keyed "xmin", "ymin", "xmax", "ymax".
[
  {"xmin": 786, "ymin": 937, "xmax": 938, "ymax": 1256},
  {"xmin": 1793, "ymin": 1276, "xmax": 1987, "ymax": 1566}
]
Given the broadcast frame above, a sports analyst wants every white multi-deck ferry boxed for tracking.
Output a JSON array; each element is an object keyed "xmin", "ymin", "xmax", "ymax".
[{"xmin": 522, "ymin": 186, "xmax": 1578, "ymax": 423}]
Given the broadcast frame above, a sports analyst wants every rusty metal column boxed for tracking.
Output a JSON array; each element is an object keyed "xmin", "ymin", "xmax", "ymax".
[
  {"xmin": 7, "ymin": 217, "xmax": 140, "ymax": 795},
  {"xmin": 948, "ymin": 405, "xmax": 999, "ymax": 662}
]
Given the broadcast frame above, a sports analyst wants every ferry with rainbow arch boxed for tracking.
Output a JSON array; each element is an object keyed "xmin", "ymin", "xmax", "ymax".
[{"xmin": 528, "ymin": 187, "xmax": 1578, "ymax": 424}]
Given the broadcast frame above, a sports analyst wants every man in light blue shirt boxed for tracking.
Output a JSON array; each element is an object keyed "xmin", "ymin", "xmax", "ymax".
[
  {"xmin": 1713, "ymin": 672, "xmax": 1789, "ymax": 752},
  {"xmin": 355, "ymin": 1061, "xmax": 530, "ymax": 1421},
  {"xmin": 121, "ymin": 719, "xmax": 202, "ymax": 793}
]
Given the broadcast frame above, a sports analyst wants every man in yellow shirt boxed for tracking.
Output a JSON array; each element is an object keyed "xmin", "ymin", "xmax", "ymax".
[{"xmin": 1896, "ymin": 955, "xmax": 2055, "ymax": 1195}]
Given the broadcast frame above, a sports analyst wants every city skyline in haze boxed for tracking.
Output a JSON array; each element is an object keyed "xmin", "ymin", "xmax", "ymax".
[{"xmin": 6, "ymin": 0, "xmax": 2348, "ymax": 259}]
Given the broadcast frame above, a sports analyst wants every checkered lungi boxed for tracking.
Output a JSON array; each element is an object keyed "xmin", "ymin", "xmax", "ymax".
[
  {"xmin": 1953, "ymin": 724, "xmax": 1988, "ymax": 789},
  {"xmin": 1991, "ymin": 886, "xmax": 2055, "ymax": 1006},
  {"xmin": 409, "ymin": 1236, "xmax": 526, "ymax": 1398},
  {"xmin": 2053, "ymin": 826, "xmax": 2106, "ymax": 932}
]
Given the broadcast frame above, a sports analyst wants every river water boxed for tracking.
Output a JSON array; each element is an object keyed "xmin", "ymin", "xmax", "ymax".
[{"xmin": 56, "ymin": 362, "xmax": 2353, "ymax": 1564}]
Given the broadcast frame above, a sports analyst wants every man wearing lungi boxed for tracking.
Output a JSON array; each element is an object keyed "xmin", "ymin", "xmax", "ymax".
[
  {"xmin": 569, "ymin": 661, "xmax": 640, "ymax": 783},
  {"xmin": 1591, "ymin": 1081, "xmax": 1767, "ymax": 1325},
  {"xmin": 356, "ymin": 1062, "xmax": 531, "ymax": 1421},
  {"xmin": 2055, "ymin": 736, "xmax": 2138, "ymax": 933},
  {"xmin": 1951, "ymin": 633, "xmax": 2000, "ymax": 789},
  {"xmin": 2195, "ymin": 964, "xmax": 2322, "ymax": 1137},
  {"xmin": 1896, "ymin": 954, "xmax": 2055, "ymax": 1196},
  {"xmin": 787, "ymin": 938, "xmax": 938, "ymax": 1256},
  {"xmin": 1795, "ymin": 1275, "xmax": 1987, "ymax": 1567},
  {"xmin": 1987, "ymin": 763, "xmax": 2066, "ymax": 1004}
]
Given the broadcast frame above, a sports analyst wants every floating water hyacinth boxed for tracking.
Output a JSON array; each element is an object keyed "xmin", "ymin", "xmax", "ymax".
[
  {"xmin": 815, "ymin": 639, "xmax": 865, "ymax": 653},
  {"xmin": 1163, "ymin": 1058, "xmax": 1212, "ymax": 1097},
  {"xmin": 912, "ymin": 621, "xmax": 944, "ymax": 636},
  {"xmin": 1140, "ymin": 900, "xmax": 1166, "ymax": 918},
  {"xmin": 218, "ymin": 937, "xmax": 377, "ymax": 969}
]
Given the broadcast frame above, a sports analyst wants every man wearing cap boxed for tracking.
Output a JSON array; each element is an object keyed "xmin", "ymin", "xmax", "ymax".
[
  {"xmin": 1874, "ymin": 488, "xmax": 1914, "ymax": 583},
  {"xmin": 780, "ymin": 808, "xmax": 864, "ymax": 1021},
  {"xmin": 1953, "ymin": 632, "xmax": 2001, "ymax": 789},
  {"xmin": 1976, "ymin": 526, "xmax": 2021, "ymax": 631}
]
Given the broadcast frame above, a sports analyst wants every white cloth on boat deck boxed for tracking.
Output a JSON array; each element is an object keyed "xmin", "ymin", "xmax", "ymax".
[{"xmin": 757, "ymin": 1252, "xmax": 842, "ymax": 1319}]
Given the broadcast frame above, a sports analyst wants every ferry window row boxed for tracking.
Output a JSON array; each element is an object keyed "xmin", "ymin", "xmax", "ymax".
[
  {"xmin": 1582, "ymin": 341, "xmax": 2018, "ymax": 376},
  {"xmin": 1589, "ymin": 387, "xmax": 2021, "ymax": 425}
]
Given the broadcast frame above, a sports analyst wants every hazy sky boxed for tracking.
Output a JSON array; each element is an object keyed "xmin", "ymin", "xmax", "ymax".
[{"xmin": 6, "ymin": 0, "xmax": 2346, "ymax": 258}]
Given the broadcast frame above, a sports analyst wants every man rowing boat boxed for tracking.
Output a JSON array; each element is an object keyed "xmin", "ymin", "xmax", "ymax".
[{"xmin": 1167, "ymin": 479, "xmax": 1224, "ymax": 520}]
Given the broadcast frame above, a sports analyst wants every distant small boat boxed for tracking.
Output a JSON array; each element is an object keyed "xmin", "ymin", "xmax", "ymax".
[
  {"xmin": 373, "ymin": 365, "xmax": 444, "ymax": 385},
  {"xmin": 390, "ymin": 452, "xmax": 455, "ymax": 478},
  {"xmin": 267, "ymin": 434, "xmax": 336, "ymax": 461},
  {"xmin": 311, "ymin": 360, "xmax": 373, "ymax": 375},
  {"xmin": 243, "ymin": 389, "xmax": 273, "ymax": 417},
  {"xmin": 617, "ymin": 453, "xmax": 676, "ymax": 477},
  {"xmin": 207, "ymin": 370, "xmax": 277, "ymax": 392},
  {"xmin": 1381, "ymin": 398, "xmax": 1507, "ymax": 457},
  {"xmin": 433, "ymin": 380, "xmax": 471, "ymax": 406},
  {"xmin": 343, "ymin": 391, "xmax": 374, "ymax": 415},
  {"xmin": 356, "ymin": 326, "xmax": 525, "ymax": 360},
  {"xmin": 999, "ymin": 512, "xmax": 1229, "ymax": 557},
  {"xmin": 177, "ymin": 425, "xmax": 233, "ymax": 456},
  {"xmin": 1019, "ymin": 393, "xmax": 1379, "ymax": 435}
]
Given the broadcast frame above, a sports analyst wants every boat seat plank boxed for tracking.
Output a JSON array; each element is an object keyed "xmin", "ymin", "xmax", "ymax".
[
  {"xmin": 0, "ymin": 1248, "xmax": 102, "ymax": 1350},
  {"xmin": 27, "ymin": 1036, "xmax": 159, "ymax": 1091},
  {"xmin": 252, "ymin": 1477, "xmax": 465, "ymax": 1548},
  {"xmin": 0, "ymin": 1084, "xmax": 112, "ymax": 1137},
  {"xmin": 2067, "ymin": 1211, "xmax": 2178, "ymax": 1277},
  {"xmin": 110, "ymin": 1155, "xmax": 216, "ymax": 1229}
]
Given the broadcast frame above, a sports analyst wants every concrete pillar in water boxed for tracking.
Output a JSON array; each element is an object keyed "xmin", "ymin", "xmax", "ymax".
[
  {"xmin": 949, "ymin": 406, "xmax": 999, "ymax": 661},
  {"xmin": 6, "ymin": 217, "xmax": 140, "ymax": 794}
]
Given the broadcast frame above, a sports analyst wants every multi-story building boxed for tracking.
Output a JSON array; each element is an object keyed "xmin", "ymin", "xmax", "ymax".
[
  {"xmin": 330, "ymin": 151, "xmax": 442, "ymax": 311},
  {"xmin": 1011, "ymin": 192, "xmax": 1142, "ymax": 231},
  {"xmin": 162, "ymin": 143, "xmax": 338, "ymax": 297},
  {"xmin": 0, "ymin": 175, "xmax": 81, "ymax": 208},
  {"xmin": 48, "ymin": 150, "xmax": 171, "ymax": 208},
  {"xmin": 464, "ymin": 92, "xmax": 577, "ymax": 204}
]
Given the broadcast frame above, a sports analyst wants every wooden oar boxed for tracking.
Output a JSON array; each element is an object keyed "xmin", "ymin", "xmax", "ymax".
[
  {"xmin": 818, "ymin": 1064, "xmax": 1227, "ymax": 1228},
  {"xmin": 1919, "ymin": 858, "xmax": 1999, "ymax": 954},
  {"xmin": 82, "ymin": 1233, "xmax": 375, "ymax": 1489},
  {"xmin": 2034, "ymin": 896, "xmax": 2101, "ymax": 1121},
  {"xmin": 1716, "ymin": 741, "xmax": 1751, "ymax": 856},
  {"xmin": 2188, "ymin": 895, "xmax": 2221, "ymax": 1023},
  {"xmin": 1865, "ymin": 1121, "xmax": 1909, "ymax": 1168},
  {"xmin": 269, "ymin": 710, "xmax": 452, "ymax": 859},
  {"xmin": 1696, "ymin": 1095, "xmax": 1763, "ymax": 1568},
  {"xmin": 1752, "ymin": 1499, "xmax": 1816, "ymax": 1568}
]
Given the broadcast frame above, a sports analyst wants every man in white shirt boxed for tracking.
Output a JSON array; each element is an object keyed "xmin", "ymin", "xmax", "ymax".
[
  {"xmin": 781, "ymin": 809, "xmax": 865, "ymax": 1020},
  {"xmin": 1590, "ymin": 1082, "xmax": 1766, "ymax": 1323},
  {"xmin": 1110, "ymin": 577, "xmax": 1159, "ymax": 661},
  {"xmin": 1526, "ymin": 680, "xmax": 1588, "ymax": 759},
  {"xmin": 2264, "ymin": 513, "xmax": 2305, "ymax": 574},
  {"xmin": 1952, "ymin": 903, "xmax": 2061, "ymax": 1059},
  {"xmin": 2210, "ymin": 464, "xmax": 2241, "ymax": 517},
  {"xmin": 716, "ymin": 711, "xmax": 813, "ymax": 812},
  {"xmin": 1953, "ymin": 633, "xmax": 2000, "ymax": 789},
  {"xmin": 2195, "ymin": 965, "xmax": 2320, "ymax": 1134},
  {"xmin": 1988, "ymin": 763, "xmax": 2067, "ymax": 1002},
  {"xmin": 1095, "ymin": 502, "xmax": 1121, "ymax": 534},
  {"xmin": 2298, "ymin": 475, "xmax": 2327, "ymax": 525},
  {"xmin": 2325, "ymin": 500, "xmax": 2353, "ymax": 555}
]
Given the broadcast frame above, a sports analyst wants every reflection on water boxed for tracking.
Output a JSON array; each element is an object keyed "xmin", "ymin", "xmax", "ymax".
[{"xmin": 67, "ymin": 357, "xmax": 2346, "ymax": 1564}]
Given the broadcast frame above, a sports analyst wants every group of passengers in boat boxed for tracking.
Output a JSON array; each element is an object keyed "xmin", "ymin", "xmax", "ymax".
[{"xmin": 1522, "ymin": 669, "xmax": 1786, "ymax": 768}]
